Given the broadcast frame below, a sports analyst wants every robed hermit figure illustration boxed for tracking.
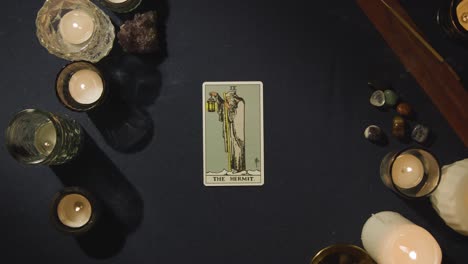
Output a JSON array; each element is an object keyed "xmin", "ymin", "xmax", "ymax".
[{"xmin": 207, "ymin": 86, "xmax": 246, "ymax": 173}]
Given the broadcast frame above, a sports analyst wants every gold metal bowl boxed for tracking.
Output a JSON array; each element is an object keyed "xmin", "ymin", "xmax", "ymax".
[{"xmin": 311, "ymin": 244, "xmax": 376, "ymax": 264}]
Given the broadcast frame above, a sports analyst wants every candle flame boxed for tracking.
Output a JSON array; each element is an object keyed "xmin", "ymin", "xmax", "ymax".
[{"xmin": 74, "ymin": 202, "xmax": 84, "ymax": 212}]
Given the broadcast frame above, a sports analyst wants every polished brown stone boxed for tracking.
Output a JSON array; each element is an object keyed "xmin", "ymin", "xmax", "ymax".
[{"xmin": 396, "ymin": 102, "xmax": 412, "ymax": 116}]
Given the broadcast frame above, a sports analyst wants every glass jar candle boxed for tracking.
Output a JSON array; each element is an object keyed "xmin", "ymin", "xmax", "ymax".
[
  {"xmin": 99, "ymin": 0, "xmax": 142, "ymax": 13},
  {"xmin": 51, "ymin": 187, "xmax": 99, "ymax": 235},
  {"xmin": 36, "ymin": 0, "xmax": 115, "ymax": 62},
  {"xmin": 380, "ymin": 148, "xmax": 441, "ymax": 198},
  {"xmin": 56, "ymin": 61, "xmax": 107, "ymax": 111},
  {"xmin": 5, "ymin": 109, "xmax": 83, "ymax": 165}
]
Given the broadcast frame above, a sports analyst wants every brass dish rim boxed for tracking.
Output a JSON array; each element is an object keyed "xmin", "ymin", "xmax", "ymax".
[{"xmin": 311, "ymin": 244, "xmax": 375, "ymax": 264}]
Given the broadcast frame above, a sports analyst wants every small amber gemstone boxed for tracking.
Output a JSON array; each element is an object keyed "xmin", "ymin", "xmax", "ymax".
[
  {"xmin": 392, "ymin": 127, "xmax": 405, "ymax": 138},
  {"xmin": 392, "ymin": 116, "xmax": 406, "ymax": 138},
  {"xmin": 393, "ymin": 116, "xmax": 404, "ymax": 126},
  {"xmin": 396, "ymin": 102, "xmax": 412, "ymax": 116}
]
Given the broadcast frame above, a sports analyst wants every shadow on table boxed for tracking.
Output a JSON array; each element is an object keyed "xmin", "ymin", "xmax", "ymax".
[
  {"xmin": 404, "ymin": 198, "xmax": 468, "ymax": 240},
  {"xmin": 50, "ymin": 132, "xmax": 144, "ymax": 259},
  {"xmin": 91, "ymin": 48, "xmax": 162, "ymax": 153},
  {"xmin": 87, "ymin": 85, "xmax": 155, "ymax": 153},
  {"xmin": 89, "ymin": 0, "xmax": 169, "ymax": 153},
  {"xmin": 442, "ymin": 254, "xmax": 457, "ymax": 264}
]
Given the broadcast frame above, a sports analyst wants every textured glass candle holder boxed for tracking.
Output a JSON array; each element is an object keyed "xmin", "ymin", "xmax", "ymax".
[
  {"xmin": 380, "ymin": 148, "xmax": 441, "ymax": 198},
  {"xmin": 56, "ymin": 61, "xmax": 107, "ymax": 111},
  {"xmin": 51, "ymin": 187, "xmax": 99, "ymax": 235},
  {"xmin": 36, "ymin": 0, "xmax": 115, "ymax": 63},
  {"xmin": 99, "ymin": 0, "xmax": 142, "ymax": 13},
  {"xmin": 5, "ymin": 109, "xmax": 83, "ymax": 165}
]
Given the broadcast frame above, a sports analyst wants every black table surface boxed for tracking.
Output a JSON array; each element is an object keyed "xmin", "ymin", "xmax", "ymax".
[{"xmin": 0, "ymin": 0, "xmax": 467, "ymax": 263}]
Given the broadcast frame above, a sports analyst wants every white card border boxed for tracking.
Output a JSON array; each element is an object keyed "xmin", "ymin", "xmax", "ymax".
[{"xmin": 203, "ymin": 81, "xmax": 264, "ymax": 187}]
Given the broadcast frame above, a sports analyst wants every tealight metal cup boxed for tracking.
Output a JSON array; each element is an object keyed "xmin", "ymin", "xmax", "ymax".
[
  {"xmin": 56, "ymin": 61, "xmax": 107, "ymax": 112},
  {"xmin": 50, "ymin": 187, "xmax": 99, "ymax": 235}
]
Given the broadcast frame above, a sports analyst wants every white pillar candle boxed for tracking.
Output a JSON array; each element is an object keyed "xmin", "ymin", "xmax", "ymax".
[
  {"xmin": 34, "ymin": 121, "xmax": 57, "ymax": 156},
  {"xmin": 57, "ymin": 193, "xmax": 92, "ymax": 228},
  {"xmin": 362, "ymin": 211, "xmax": 442, "ymax": 264},
  {"xmin": 431, "ymin": 159, "xmax": 468, "ymax": 235},
  {"xmin": 58, "ymin": 10, "xmax": 95, "ymax": 45},
  {"xmin": 68, "ymin": 69, "xmax": 104, "ymax": 104},
  {"xmin": 392, "ymin": 153, "xmax": 424, "ymax": 189}
]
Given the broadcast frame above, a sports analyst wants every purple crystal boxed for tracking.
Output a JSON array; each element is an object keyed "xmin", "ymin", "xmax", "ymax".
[{"xmin": 118, "ymin": 11, "xmax": 159, "ymax": 54}]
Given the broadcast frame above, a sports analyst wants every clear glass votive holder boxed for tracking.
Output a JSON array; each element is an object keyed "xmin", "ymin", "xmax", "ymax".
[
  {"xmin": 99, "ymin": 0, "xmax": 142, "ymax": 13},
  {"xmin": 5, "ymin": 109, "xmax": 83, "ymax": 165},
  {"xmin": 56, "ymin": 61, "xmax": 107, "ymax": 112},
  {"xmin": 36, "ymin": 0, "xmax": 115, "ymax": 62},
  {"xmin": 51, "ymin": 187, "xmax": 99, "ymax": 235},
  {"xmin": 380, "ymin": 148, "xmax": 441, "ymax": 198},
  {"xmin": 311, "ymin": 244, "xmax": 376, "ymax": 264}
]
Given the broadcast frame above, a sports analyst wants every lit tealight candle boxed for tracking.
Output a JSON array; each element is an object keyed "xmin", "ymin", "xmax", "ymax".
[
  {"xmin": 34, "ymin": 121, "xmax": 57, "ymax": 156},
  {"xmin": 68, "ymin": 69, "xmax": 104, "ymax": 104},
  {"xmin": 57, "ymin": 193, "xmax": 93, "ymax": 228},
  {"xmin": 392, "ymin": 153, "xmax": 424, "ymax": 189},
  {"xmin": 58, "ymin": 10, "xmax": 95, "ymax": 45},
  {"xmin": 362, "ymin": 211, "xmax": 442, "ymax": 264}
]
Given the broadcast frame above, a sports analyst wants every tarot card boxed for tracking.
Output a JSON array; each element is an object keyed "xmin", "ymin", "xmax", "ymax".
[{"xmin": 203, "ymin": 81, "xmax": 264, "ymax": 186}]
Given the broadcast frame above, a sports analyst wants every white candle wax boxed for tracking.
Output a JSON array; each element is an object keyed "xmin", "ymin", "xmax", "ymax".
[
  {"xmin": 34, "ymin": 121, "xmax": 57, "ymax": 156},
  {"xmin": 68, "ymin": 69, "xmax": 104, "ymax": 104},
  {"xmin": 58, "ymin": 10, "xmax": 95, "ymax": 45},
  {"xmin": 57, "ymin": 194, "xmax": 92, "ymax": 228},
  {"xmin": 106, "ymin": 0, "xmax": 128, "ymax": 3},
  {"xmin": 431, "ymin": 159, "xmax": 468, "ymax": 235},
  {"xmin": 392, "ymin": 153, "xmax": 424, "ymax": 189},
  {"xmin": 362, "ymin": 211, "xmax": 442, "ymax": 264}
]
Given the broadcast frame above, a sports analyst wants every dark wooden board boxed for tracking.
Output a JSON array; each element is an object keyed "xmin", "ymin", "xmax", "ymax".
[{"xmin": 357, "ymin": 0, "xmax": 468, "ymax": 147}]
